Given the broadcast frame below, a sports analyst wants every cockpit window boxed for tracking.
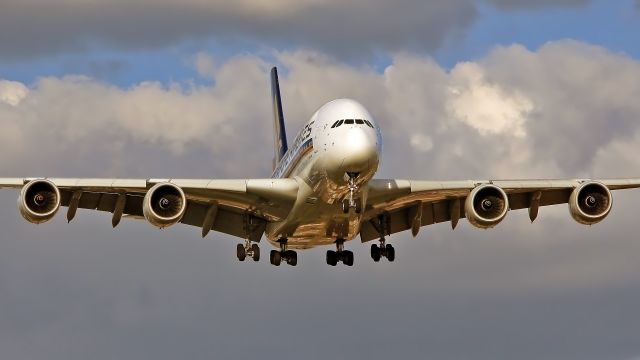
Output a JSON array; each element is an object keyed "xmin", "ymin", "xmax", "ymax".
[{"xmin": 332, "ymin": 119, "xmax": 375, "ymax": 129}]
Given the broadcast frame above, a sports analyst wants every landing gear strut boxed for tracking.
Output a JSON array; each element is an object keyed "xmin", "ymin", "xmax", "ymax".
[
  {"xmin": 326, "ymin": 239, "xmax": 354, "ymax": 266},
  {"xmin": 342, "ymin": 172, "xmax": 362, "ymax": 214},
  {"xmin": 269, "ymin": 238, "xmax": 297, "ymax": 266},
  {"xmin": 237, "ymin": 240, "xmax": 260, "ymax": 262}
]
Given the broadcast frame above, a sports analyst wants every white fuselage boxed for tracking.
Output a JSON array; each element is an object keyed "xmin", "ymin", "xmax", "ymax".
[{"xmin": 266, "ymin": 99, "xmax": 382, "ymax": 249}]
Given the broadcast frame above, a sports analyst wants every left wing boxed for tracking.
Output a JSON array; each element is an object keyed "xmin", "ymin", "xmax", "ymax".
[
  {"xmin": 0, "ymin": 178, "xmax": 298, "ymax": 241},
  {"xmin": 360, "ymin": 178, "xmax": 640, "ymax": 242}
]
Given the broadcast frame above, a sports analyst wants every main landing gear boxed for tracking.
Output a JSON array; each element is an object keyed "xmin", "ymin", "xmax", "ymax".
[
  {"xmin": 342, "ymin": 172, "xmax": 362, "ymax": 214},
  {"xmin": 237, "ymin": 240, "xmax": 260, "ymax": 262},
  {"xmin": 269, "ymin": 238, "xmax": 298, "ymax": 266},
  {"xmin": 370, "ymin": 213, "xmax": 394, "ymax": 262},
  {"xmin": 370, "ymin": 238, "xmax": 395, "ymax": 262},
  {"xmin": 326, "ymin": 239, "xmax": 354, "ymax": 266}
]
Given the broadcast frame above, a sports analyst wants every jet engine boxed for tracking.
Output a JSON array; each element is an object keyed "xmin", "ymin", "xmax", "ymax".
[
  {"xmin": 465, "ymin": 184, "xmax": 509, "ymax": 229},
  {"xmin": 569, "ymin": 181, "xmax": 612, "ymax": 225},
  {"xmin": 18, "ymin": 179, "xmax": 61, "ymax": 224},
  {"xmin": 143, "ymin": 182, "xmax": 187, "ymax": 228}
]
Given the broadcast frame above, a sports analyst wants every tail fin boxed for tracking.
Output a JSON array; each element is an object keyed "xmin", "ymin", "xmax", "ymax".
[{"xmin": 271, "ymin": 67, "xmax": 288, "ymax": 169}]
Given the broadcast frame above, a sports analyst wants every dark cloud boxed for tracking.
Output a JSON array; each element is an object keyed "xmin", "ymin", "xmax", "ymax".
[
  {"xmin": 0, "ymin": 0, "xmax": 592, "ymax": 62},
  {"xmin": 1, "ymin": 41, "xmax": 640, "ymax": 358}
]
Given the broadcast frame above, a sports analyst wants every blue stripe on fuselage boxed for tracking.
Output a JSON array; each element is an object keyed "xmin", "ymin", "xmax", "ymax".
[{"xmin": 272, "ymin": 138, "xmax": 313, "ymax": 179}]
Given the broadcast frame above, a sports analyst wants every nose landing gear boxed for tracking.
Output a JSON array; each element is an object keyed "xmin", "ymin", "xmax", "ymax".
[
  {"xmin": 342, "ymin": 172, "xmax": 362, "ymax": 214},
  {"xmin": 236, "ymin": 240, "xmax": 260, "ymax": 262},
  {"xmin": 326, "ymin": 239, "xmax": 354, "ymax": 266}
]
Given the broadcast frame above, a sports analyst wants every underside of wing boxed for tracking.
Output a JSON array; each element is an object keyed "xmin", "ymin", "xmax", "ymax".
[
  {"xmin": 360, "ymin": 178, "xmax": 640, "ymax": 242},
  {"xmin": 2, "ymin": 177, "xmax": 299, "ymax": 242}
]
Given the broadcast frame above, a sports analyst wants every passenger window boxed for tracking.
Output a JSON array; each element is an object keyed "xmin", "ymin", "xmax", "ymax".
[
  {"xmin": 355, "ymin": 119, "xmax": 364, "ymax": 124},
  {"xmin": 344, "ymin": 119, "xmax": 354, "ymax": 125}
]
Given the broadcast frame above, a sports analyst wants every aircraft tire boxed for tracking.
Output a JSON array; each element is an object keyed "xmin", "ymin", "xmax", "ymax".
[
  {"xmin": 237, "ymin": 243, "xmax": 246, "ymax": 261},
  {"xmin": 386, "ymin": 244, "xmax": 395, "ymax": 262},
  {"xmin": 270, "ymin": 250, "xmax": 281, "ymax": 266},
  {"xmin": 287, "ymin": 251, "xmax": 298, "ymax": 266},
  {"xmin": 343, "ymin": 250, "xmax": 354, "ymax": 266},
  {"xmin": 251, "ymin": 243, "xmax": 260, "ymax": 261},
  {"xmin": 326, "ymin": 250, "xmax": 338, "ymax": 266},
  {"xmin": 371, "ymin": 244, "xmax": 381, "ymax": 262}
]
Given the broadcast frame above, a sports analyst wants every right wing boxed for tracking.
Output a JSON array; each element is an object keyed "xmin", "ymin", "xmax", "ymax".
[
  {"xmin": 0, "ymin": 178, "xmax": 299, "ymax": 241},
  {"xmin": 360, "ymin": 178, "xmax": 640, "ymax": 242}
]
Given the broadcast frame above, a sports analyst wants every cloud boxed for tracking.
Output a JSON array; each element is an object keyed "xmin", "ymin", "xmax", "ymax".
[
  {"xmin": 3, "ymin": 40, "xmax": 640, "ymax": 180},
  {"xmin": 2, "ymin": 41, "xmax": 640, "ymax": 359},
  {"xmin": 0, "ymin": 80, "xmax": 28, "ymax": 106},
  {"xmin": 0, "ymin": 0, "xmax": 593, "ymax": 62}
]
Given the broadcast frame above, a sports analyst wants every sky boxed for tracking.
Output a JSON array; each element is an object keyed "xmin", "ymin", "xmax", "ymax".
[{"xmin": 1, "ymin": 0, "xmax": 640, "ymax": 359}]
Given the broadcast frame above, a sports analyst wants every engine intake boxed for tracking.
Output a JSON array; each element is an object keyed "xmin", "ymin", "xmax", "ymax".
[
  {"xmin": 465, "ymin": 184, "xmax": 509, "ymax": 229},
  {"xmin": 143, "ymin": 182, "xmax": 187, "ymax": 228},
  {"xmin": 569, "ymin": 181, "xmax": 612, "ymax": 225},
  {"xmin": 18, "ymin": 179, "xmax": 61, "ymax": 224}
]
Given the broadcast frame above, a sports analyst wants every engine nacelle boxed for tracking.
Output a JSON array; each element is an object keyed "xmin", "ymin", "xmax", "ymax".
[
  {"xmin": 18, "ymin": 179, "xmax": 61, "ymax": 224},
  {"xmin": 465, "ymin": 184, "xmax": 509, "ymax": 229},
  {"xmin": 569, "ymin": 181, "xmax": 612, "ymax": 225},
  {"xmin": 143, "ymin": 182, "xmax": 187, "ymax": 228}
]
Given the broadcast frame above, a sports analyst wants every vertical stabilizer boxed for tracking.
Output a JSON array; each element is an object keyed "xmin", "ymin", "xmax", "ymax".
[{"xmin": 271, "ymin": 67, "xmax": 288, "ymax": 169}]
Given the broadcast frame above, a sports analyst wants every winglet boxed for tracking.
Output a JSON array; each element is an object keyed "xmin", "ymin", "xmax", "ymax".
[{"xmin": 271, "ymin": 67, "xmax": 288, "ymax": 169}]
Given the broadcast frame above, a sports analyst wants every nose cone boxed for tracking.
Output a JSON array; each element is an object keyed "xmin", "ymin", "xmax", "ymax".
[{"xmin": 338, "ymin": 127, "xmax": 379, "ymax": 173}]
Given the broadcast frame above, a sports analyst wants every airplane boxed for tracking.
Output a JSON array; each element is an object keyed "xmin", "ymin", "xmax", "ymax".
[{"xmin": 2, "ymin": 67, "xmax": 639, "ymax": 267}]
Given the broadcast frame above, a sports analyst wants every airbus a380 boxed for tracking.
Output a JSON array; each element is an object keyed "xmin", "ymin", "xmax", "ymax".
[{"xmin": 3, "ymin": 67, "xmax": 640, "ymax": 267}]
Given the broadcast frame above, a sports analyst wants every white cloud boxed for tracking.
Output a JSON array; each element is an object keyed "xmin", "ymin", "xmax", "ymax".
[
  {"xmin": 0, "ymin": 80, "xmax": 28, "ymax": 106},
  {"xmin": 2, "ymin": 40, "xmax": 639, "ymax": 182},
  {"xmin": 446, "ymin": 62, "xmax": 532, "ymax": 138},
  {"xmin": 410, "ymin": 133, "xmax": 434, "ymax": 152}
]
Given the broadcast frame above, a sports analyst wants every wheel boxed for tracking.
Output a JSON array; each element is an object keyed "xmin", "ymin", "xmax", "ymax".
[
  {"xmin": 355, "ymin": 201, "xmax": 362, "ymax": 214},
  {"xmin": 270, "ymin": 250, "xmax": 281, "ymax": 266},
  {"xmin": 287, "ymin": 251, "xmax": 298, "ymax": 266},
  {"xmin": 326, "ymin": 250, "xmax": 338, "ymax": 266},
  {"xmin": 236, "ymin": 244, "xmax": 246, "ymax": 261},
  {"xmin": 251, "ymin": 243, "xmax": 260, "ymax": 262},
  {"xmin": 343, "ymin": 250, "xmax": 354, "ymax": 266},
  {"xmin": 342, "ymin": 199, "xmax": 350, "ymax": 214},
  {"xmin": 370, "ymin": 244, "xmax": 381, "ymax": 262},
  {"xmin": 386, "ymin": 244, "xmax": 395, "ymax": 262}
]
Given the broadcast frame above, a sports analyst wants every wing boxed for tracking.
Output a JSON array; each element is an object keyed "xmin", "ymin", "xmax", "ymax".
[
  {"xmin": 360, "ymin": 178, "xmax": 640, "ymax": 242},
  {"xmin": 0, "ymin": 178, "xmax": 298, "ymax": 241}
]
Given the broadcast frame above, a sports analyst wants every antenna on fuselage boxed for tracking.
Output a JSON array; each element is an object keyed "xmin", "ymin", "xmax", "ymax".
[{"xmin": 271, "ymin": 67, "xmax": 289, "ymax": 170}]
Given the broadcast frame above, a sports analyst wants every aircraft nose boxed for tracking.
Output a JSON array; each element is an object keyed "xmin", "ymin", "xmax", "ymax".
[{"xmin": 338, "ymin": 127, "xmax": 379, "ymax": 173}]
